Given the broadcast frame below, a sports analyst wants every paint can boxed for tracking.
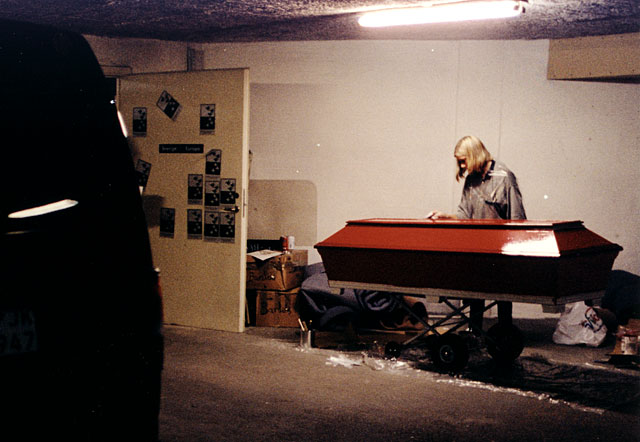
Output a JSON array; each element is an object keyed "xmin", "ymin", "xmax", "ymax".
[
  {"xmin": 280, "ymin": 235, "xmax": 289, "ymax": 251},
  {"xmin": 300, "ymin": 330, "xmax": 315, "ymax": 349}
]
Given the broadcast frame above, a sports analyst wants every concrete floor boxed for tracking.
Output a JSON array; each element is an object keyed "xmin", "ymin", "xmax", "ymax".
[{"xmin": 158, "ymin": 319, "xmax": 639, "ymax": 442}]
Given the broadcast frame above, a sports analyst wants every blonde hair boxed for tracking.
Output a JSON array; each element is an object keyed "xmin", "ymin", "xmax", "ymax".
[{"xmin": 454, "ymin": 135, "xmax": 493, "ymax": 182}]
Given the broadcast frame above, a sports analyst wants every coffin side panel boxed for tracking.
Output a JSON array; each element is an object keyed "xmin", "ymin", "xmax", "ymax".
[{"xmin": 317, "ymin": 248, "xmax": 563, "ymax": 297}]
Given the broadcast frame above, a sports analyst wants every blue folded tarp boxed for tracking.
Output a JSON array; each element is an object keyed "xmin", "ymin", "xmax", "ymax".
[{"xmin": 295, "ymin": 263, "xmax": 398, "ymax": 330}]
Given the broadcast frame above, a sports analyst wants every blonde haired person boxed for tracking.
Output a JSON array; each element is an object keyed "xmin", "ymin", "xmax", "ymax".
[
  {"xmin": 427, "ymin": 135, "xmax": 526, "ymax": 220},
  {"xmin": 427, "ymin": 135, "xmax": 526, "ymax": 334}
]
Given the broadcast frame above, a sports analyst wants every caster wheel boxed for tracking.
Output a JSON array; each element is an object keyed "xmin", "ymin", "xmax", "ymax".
[
  {"xmin": 486, "ymin": 323, "xmax": 524, "ymax": 363},
  {"xmin": 384, "ymin": 341, "xmax": 403, "ymax": 358},
  {"xmin": 430, "ymin": 334, "xmax": 469, "ymax": 372}
]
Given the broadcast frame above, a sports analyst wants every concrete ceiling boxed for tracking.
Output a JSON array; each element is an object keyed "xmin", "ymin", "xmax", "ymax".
[{"xmin": 0, "ymin": 1, "xmax": 638, "ymax": 43}]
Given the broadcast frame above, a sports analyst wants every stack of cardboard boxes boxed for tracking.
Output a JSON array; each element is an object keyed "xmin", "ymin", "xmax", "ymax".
[{"xmin": 246, "ymin": 249, "xmax": 308, "ymax": 327}]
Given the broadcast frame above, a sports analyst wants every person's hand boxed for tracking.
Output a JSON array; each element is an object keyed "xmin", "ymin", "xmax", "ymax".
[{"xmin": 425, "ymin": 210, "xmax": 454, "ymax": 219}]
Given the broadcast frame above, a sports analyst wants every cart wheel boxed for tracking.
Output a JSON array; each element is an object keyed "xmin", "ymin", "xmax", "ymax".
[
  {"xmin": 486, "ymin": 323, "xmax": 524, "ymax": 363},
  {"xmin": 384, "ymin": 341, "xmax": 403, "ymax": 358},
  {"xmin": 430, "ymin": 334, "xmax": 469, "ymax": 372}
]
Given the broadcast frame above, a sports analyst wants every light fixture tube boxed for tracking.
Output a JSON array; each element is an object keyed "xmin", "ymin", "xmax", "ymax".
[
  {"xmin": 8, "ymin": 199, "xmax": 78, "ymax": 219},
  {"xmin": 358, "ymin": 1, "xmax": 525, "ymax": 27}
]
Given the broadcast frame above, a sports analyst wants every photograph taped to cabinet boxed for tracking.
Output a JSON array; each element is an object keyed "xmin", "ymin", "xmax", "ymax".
[
  {"xmin": 135, "ymin": 159, "xmax": 151, "ymax": 189},
  {"xmin": 205, "ymin": 149, "xmax": 221, "ymax": 177},
  {"xmin": 132, "ymin": 107, "xmax": 147, "ymax": 136},
  {"xmin": 156, "ymin": 90, "xmax": 181, "ymax": 120},
  {"xmin": 204, "ymin": 210, "xmax": 221, "ymax": 241},
  {"xmin": 200, "ymin": 104, "xmax": 215, "ymax": 135},
  {"xmin": 205, "ymin": 178, "xmax": 220, "ymax": 208},
  {"xmin": 188, "ymin": 174, "xmax": 203, "ymax": 205},
  {"xmin": 187, "ymin": 208, "xmax": 202, "ymax": 240}
]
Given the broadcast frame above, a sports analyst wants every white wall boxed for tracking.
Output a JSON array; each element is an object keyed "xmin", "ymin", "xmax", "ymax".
[
  {"xmin": 201, "ymin": 40, "xmax": 640, "ymax": 275},
  {"xmin": 87, "ymin": 37, "xmax": 640, "ymax": 276}
]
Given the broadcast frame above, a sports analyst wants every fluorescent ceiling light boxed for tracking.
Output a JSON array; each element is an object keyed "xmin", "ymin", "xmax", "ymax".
[
  {"xmin": 8, "ymin": 199, "xmax": 78, "ymax": 219},
  {"xmin": 358, "ymin": 1, "xmax": 526, "ymax": 27}
]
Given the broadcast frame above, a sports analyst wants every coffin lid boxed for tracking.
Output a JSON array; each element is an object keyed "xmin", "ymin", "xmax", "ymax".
[{"xmin": 315, "ymin": 218, "xmax": 622, "ymax": 258}]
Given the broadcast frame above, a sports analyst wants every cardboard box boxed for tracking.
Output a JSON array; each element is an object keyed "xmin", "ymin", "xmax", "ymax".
[
  {"xmin": 246, "ymin": 249, "xmax": 307, "ymax": 291},
  {"xmin": 255, "ymin": 288, "xmax": 300, "ymax": 328}
]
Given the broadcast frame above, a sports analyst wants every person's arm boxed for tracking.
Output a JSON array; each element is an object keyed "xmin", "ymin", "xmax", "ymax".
[
  {"xmin": 506, "ymin": 173, "xmax": 526, "ymax": 220},
  {"xmin": 455, "ymin": 183, "xmax": 472, "ymax": 219},
  {"xmin": 427, "ymin": 176, "xmax": 469, "ymax": 220}
]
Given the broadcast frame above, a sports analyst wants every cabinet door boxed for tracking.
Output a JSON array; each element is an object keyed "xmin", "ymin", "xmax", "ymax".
[{"xmin": 118, "ymin": 69, "xmax": 250, "ymax": 332}]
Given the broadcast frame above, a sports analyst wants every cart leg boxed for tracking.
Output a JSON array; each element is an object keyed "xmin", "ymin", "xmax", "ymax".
[
  {"xmin": 498, "ymin": 301, "xmax": 513, "ymax": 326},
  {"xmin": 464, "ymin": 299, "xmax": 485, "ymax": 335}
]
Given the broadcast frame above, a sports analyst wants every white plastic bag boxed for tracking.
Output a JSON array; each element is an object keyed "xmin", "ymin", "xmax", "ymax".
[{"xmin": 552, "ymin": 302, "xmax": 607, "ymax": 347}]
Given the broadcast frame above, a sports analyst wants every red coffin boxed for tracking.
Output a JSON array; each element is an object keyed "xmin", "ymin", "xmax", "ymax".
[{"xmin": 315, "ymin": 219, "xmax": 622, "ymax": 305}]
